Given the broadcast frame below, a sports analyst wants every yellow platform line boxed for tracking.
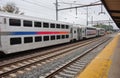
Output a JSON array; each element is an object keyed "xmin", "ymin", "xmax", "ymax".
[{"xmin": 77, "ymin": 34, "xmax": 119, "ymax": 78}]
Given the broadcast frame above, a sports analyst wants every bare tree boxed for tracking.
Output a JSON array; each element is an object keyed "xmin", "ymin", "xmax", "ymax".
[{"xmin": 0, "ymin": 2, "xmax": 24, "ymax": 15}]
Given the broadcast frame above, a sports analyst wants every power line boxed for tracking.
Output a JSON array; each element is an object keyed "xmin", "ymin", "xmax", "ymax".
[
  {"xmin": 90, "ymin": 0, "xmax": 101, "ymax": 4},
  {"xmin": 21, "ymin": 0, "xmax": 55, "ymax": 10},
  {"xmin": 58, "ymin": 2, "xmax": 84, "ymax": 6},
  {"xmin": 33, "ymin": 0, "xmax": 55, "ymax": 6},
  {"xmin": 19, "ymin": 6, "xmax": 55, "ymax": 16}
]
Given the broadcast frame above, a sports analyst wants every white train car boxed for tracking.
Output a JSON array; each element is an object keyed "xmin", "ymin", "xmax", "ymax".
[
  {"xmin": 81, "ymin": 26, "xmax": 97, "ymax": 38},
  {"xmin": 96, "ymin": 28, "xmax": 105, "ymax": 36},
  {"xmin": 0, "ymin": 12, "xmax": 72, "ymax": 54},
  {"xmin": 99, "ymin": 28, "xmax": 105, "ymax": 36}
]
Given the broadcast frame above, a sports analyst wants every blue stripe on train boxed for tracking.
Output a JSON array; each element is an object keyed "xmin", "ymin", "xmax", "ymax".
[{"xmin": 11, "ymin": 32, "xmax": 37, "ymax": 35}]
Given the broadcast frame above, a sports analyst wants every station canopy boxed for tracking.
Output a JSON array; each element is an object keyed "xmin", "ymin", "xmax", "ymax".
[{"xmin": 101, "ymin": 0, "xmax": 120, "ymax": 28}]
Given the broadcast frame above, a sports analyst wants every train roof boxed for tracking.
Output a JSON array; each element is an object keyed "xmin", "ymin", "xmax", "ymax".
[
  {"xmin": 96, "ymin": 28, "xmax": 101, "ymax": 29},
  {"xmin": 0, "ymin": 12, "xmax": 71, "ymax": 25},
  {"xmin": 80, "ymin": 26, "xmax": 96, "ymax": 29},
  {"xmin": 96, "ymin": 28, "xmax": 105, "ymax": 30}
]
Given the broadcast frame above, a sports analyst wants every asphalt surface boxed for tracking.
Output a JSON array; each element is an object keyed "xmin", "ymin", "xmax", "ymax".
[{"xmin": 108, "ymin": 34, "xmax": 120, "ymax": 78}]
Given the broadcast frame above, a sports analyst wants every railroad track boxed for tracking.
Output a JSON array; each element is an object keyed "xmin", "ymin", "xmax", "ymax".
[
  {"xmin": 0, "ymin": 37, "xmax": 103, "ymax": 66},
  {"xmin": 0, "ymin": 37, "xmax": 108, "ymax": 77},
  {"xmin": 42, "ymin": 38, "xmax": 111, "ymax": 78}
]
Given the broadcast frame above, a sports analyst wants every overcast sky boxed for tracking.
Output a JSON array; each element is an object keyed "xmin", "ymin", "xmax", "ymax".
[{"xmin": 0, "ymin": 0, "xmax": 118, "ymax": 29}]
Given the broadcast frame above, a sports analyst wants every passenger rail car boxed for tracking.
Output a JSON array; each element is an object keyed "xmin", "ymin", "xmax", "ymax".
[
  {"xmin": 0, "ymin": 12, "xmax": 71, "ymax": 54},
  {"xmin": 96, "ymin": 28, "xmax": 105, "ymax": 36},
  {"xmin": 81, "ymin": 27, "xmax": 97, "ymax": 39},
  {"xmin": 99, "ymin": 28, "xmax": 105, "ymax": 36}
]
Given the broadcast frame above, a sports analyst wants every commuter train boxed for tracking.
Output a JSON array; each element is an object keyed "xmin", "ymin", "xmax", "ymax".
[
  {"xmin": 0, "ymin": 12, "xmax": 105, "ymax": 54},
  {"xmin": 96, "ymin": 28, "xmax": 106, "ymax": 36}
]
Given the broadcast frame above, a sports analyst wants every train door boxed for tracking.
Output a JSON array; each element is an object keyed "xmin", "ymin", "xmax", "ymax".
[
  {"xmin": 77, "ymin": 28, "xmax": 79, "ymax": 40},
  {"xmin": 77, "ymin": 28, "xmax": 81, "ymax": 40},
  {"xmin": 0, "ymin": 17, "xmax": 4, "ymax": 48},
  {"xmin": 0, "ymin": 17, "xmax": 2, "ymax": 47},
  {"xmin": 79, "ymin": 28, "xmax": 83, "ymax": 40},
  {"xmin": 98, "ymin": 29, "xmax": 100, "ymax": 36},
  {"xmin": 0, "ymin": 16, "xmax": 5, "ymax": 51},
  {"xmin": 71, "ymin": 27, "xmax": 78, "ymax": 41},
  {"xmin": 74, "ymin": 28, "xmax": 77, "ymax": 40},
  {"xmin": 81, "ymin": 27, "xmax": 86, "ymax": 38},
  {"xmin": 70, "ymin": 28, "xmax": 73, "ymax": 40},
  {"xmin": 96, "ymin": 29, "xmax": 99, "ymax": 36},
  {"xmin": 85, "ymin": 28, "xmax": 87, "ymax": 38}
]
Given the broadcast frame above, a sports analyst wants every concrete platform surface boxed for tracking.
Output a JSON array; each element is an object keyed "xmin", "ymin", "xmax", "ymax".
[
  {"xmin": 108, "ymin": 33, "xmax": 120, "ymax": 78},
  {"xmin": 77, "ymin": 33, "xmax": 120, "ymax": 78}
]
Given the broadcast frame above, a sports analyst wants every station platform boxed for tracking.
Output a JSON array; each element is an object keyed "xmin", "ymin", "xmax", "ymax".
[{"xmin": 77, "ymin": 33, "xmax": 120, "ymax": 78}]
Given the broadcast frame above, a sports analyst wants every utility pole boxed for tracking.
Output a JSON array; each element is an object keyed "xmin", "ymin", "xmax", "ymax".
[
  {"xmin": 56, "ymin": 0, "xmax": 58, "ymax": 21},
  {"xmin": 86, "ymin": 6, "xmax": 88, "ymax": 26},
  {"xmin": 108, "ymin": 18, "xmax": 111, "ymax": 31}
]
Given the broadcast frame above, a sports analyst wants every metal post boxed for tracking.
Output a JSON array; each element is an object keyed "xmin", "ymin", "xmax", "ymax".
[
  {"xmin": 108, "ymin": 18, "xmax": 110, "ymax": 31},
  {"xmin": 56, "ymin": 0, "xmax": 58, "ymax": 21},
  {"xmin": 86, "ymin": 6, "xmax": 88, "ymax": 26}
]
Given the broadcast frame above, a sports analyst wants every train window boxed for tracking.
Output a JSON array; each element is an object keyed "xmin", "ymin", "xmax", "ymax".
[
  {"xmin": 66, "ymin": 35, "xmax": 69, "ymax": 38},
  {"xmin": 50, "ymin": 23, "xmax": 55, "ymax": 28},
  {"xmin": 43, "ymin": 22, "xmax": 49, "ymax": 28},
  {"xmin": 44, "ymin": 36, "xmax": 49, "ymax": 41},
  {"xmin": 56, "ymin": 24, "xmax": 60, "ymax": 28},
  {"xmin": 87, "ymin": 28, "xmax": 96, "ymax": 30},
  {"xmin": 51, "ymin": 35, "xmax": 55, "ymax": 40},
  {"xmin": 74, "ymin": 30, "xmax": 76, "ymax": 33},
  {"xmin": 10, "ymin": 37, "xmax": 21, "ymax": 45},
  {"xmin": 34, "ymin": 21, "xmax": 41, "ymax": 27},
  {"xmin": 82, "ymin": 31, "xmax": 84, "ymax": 33},
  {"xmin": 61, "ymin": 25, "xmax": 65, "ymax": 29},
  {"xmin": 66, "ymin": 25, "xmax": 69, "ymax": 29},
  {"xmin": 23, "ymin": 20, "xmax": 32, "ymax": 27},
  {"xmin": 9, "ymin": 19, "xmax": 21, "ymax": 26},
  {"xmin": 35, "ymin": 36, "xmax": 42, "ymax": 42},
  {"xmin": 57, "ymin": 35, "xmax": 60, "ymax": 39},
  {"xmin": 62, "ymin": 35, "xmax": 65, "ymax": 39},
  {"xmin": 24, "ymin": 37, "xmax": 33, "ymax": 43}
]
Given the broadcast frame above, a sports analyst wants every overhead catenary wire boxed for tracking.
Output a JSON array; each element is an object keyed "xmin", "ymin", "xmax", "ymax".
[
  {"xmin": 21, "ymin": 0, "xmax": 55, "ymax": 10},
  {"xmin": 58, "ymin": 2, "xmax": 84, "ymax": 6}
]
